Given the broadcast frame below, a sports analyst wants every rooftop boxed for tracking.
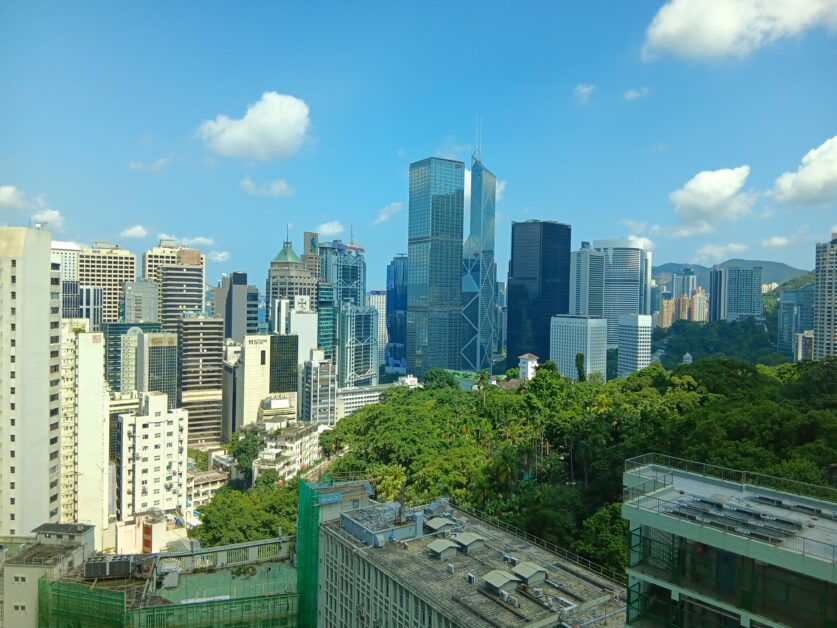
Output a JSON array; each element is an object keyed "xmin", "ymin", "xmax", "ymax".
[
  {"xmin": 33, "ymin": 523, "xmax": 95, "ymax": 535},
  {"xmin": 325, "ymin": 500, "xmax": 625, "ymax": 627},
  {"xmin": 6, "ymin": 542, "xmax": 77, "ymax": 566},
  {"xmin": 624, "ymin": 453, "xmax": 837, "ymax": 562}
]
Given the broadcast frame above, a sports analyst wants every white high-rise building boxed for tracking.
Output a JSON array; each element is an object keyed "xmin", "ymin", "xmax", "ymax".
[
  {"xmin": 0, "ymin": 227, "xmax": 62, "ymax": 535},
  {"xmin": 366, "ymin": 290, "xmax": 388, "ymax": 366},
  {"xmin": 550, "ymin": 315, "xmax": 607, "ymax": 381},
  {"xmin": 569, "ymin": 242, "xmax": 605, "ymax": 317},
  {"xmin": 51, "ymin": 240, "xmax": 81, "ymax": 282},
  {"xmin": 593, "ymin": 239, "xmax": 653, "ymax": 348},
  {"xmin": 617, "ymin": 314, "xmax": 653, "ymax": 378},
  {"xmin": 59, "ymin": 319, "xmax": 110, "ymax": 549},
  {"xmin": 115, "ymin": 392, "xmax": 188, "ymax": 521},
  {"xmin": 276, "ymin": 296, "xmax": 319, "ymax": 365},
  {"xmin": 814, "ymin": 233, "xmax": 837, "ymax": 359},
  {"xmin": 78, "ymin": 241, "xmax": 137, "ymax": 323},
  {"xmin": 301, "ymin": 349, "xmax": 337, "ymax": 425}
]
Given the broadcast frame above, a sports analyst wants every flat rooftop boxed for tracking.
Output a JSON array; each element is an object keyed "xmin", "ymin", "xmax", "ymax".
[
  {"xmin": 625, "ymin": 454, "xmax": 837, "ymax": 562},
  {"xmin": 6, "ymin": 542, "xmax": 76, "ymax": 566},
  {"xmin": 326, "ymin": 501, "xmax": 625, "ymax": 627}
]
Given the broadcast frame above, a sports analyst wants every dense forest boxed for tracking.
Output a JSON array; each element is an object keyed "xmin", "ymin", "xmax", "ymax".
[{"xmin": 191, "ymin": 357, "xmax": 837, "ymax": 576}]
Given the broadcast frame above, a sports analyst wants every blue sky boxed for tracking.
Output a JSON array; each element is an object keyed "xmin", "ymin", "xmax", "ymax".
[{"xmin": 2, "ymin": 1, "xmax": 836, "ymax": 289}]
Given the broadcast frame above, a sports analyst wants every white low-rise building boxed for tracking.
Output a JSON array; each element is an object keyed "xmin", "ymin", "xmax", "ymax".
[
  {"xmin": 336, "ymin": 384, "xmax": 390, "ymax": 421},
  {"xmin": 253, "ymin": 422, "xmax": 319, "ymax": 484},
  {"xmin": 186, "ymin": 469, "xmax": 228, "ymax": 520}
]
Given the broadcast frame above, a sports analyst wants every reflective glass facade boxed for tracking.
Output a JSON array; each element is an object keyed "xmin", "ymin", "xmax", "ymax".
[
  {"xmin": 385, "ymin": 254, "xmax": 407, "ymax": 373},
  {"xmin": 407, "ymin": 157, "xmax": 464, "ymax": 376},
  {"xmin": 507, "ymin": 220, "xmax": 572, "ymax": 361}
]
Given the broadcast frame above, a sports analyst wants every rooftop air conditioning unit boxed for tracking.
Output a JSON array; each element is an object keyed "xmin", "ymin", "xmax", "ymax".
[
  {"xmin": 499, "ymin": 590, "xmax": 510, "ymax": 602},
  {"xmin": 466, "ymin": 573, "xmax": 476, "ymax": 584},
  {"xmin": 509, "ymin": 556, "xmax": 519, "ymax": 566},
  {"xmin": 447, "ymin": 563, "xmax": 455, "ymax": 574},
  {"xmin": 532, "ymin": 588, "xmax": 544, "ymax": 598},
  {"xmin": 502, "ymin": 554, "xmax": 511, "ymax": 562},
  {"xmin": 508, "ymin": 595, "xmax": 518, "ymax": 607}
]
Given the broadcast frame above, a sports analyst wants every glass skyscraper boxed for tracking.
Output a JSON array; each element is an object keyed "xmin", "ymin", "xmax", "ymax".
[
  {"xmin": 461, "ymin": 155, "xmax": 497, "ymax": 373},
  {"xmin": 385, "ymin": 254, "xmax": 408, "ymax": 374},
  {"xmin": 507, "ymin": 220, "xmax": 572, "ymax": 362},
  {"xmin": 407, "ymin": 157, "xmax": 464, "ymax": 376}
]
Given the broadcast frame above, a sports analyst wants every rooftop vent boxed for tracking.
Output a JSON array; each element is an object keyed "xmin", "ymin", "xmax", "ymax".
[
  {"xmin": 466, "ymin": 573, "xmax": 476, "ymax": 584},
  {"xmin": 446, "ymin": 563, "xmax": 455, "ymax": 574}
]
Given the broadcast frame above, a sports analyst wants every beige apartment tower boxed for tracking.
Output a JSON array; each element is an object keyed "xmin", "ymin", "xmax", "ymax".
[
  {"xmin": 0, "ymin": 226, "xmax": 62, "ymax": 535},
  {"xmin": 78, "ymin": 241, "xmax": 137, "ymax": 323}
]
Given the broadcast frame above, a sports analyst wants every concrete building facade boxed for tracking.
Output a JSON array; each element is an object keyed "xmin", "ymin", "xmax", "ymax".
[
  {"xmin": 814, "ymin": 233, "xmax": 837, "ymax": 359},
  {"xmin": 549, "ymin": 315, "xmax": 607, "ymax": 381},
  {"xmin": 78, "ymin": 242, "xmax": 137, "ymax": 323},
  {"xmin": 617, "ymin": 314, "xmax": 652, "ymax": 378}
]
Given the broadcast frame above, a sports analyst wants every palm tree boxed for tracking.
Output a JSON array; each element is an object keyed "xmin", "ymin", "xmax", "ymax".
[{"xmin": 476, "ymin": 370, "xmax": 490, "ymax": 407}]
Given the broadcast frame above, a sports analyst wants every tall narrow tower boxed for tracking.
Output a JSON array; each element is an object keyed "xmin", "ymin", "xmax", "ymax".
[{"xmin": 461, "ymin": 153, "xmax": 497, "ymax": 372}]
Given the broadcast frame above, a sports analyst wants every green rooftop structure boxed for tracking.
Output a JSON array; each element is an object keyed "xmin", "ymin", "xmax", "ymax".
[
  {"xmin": 623, "ymin": 453, "xmax": 837, "ymax": 627},
  {"xmin": 38, "ymin": 537, "xmax": 298, "ymax": 627}
]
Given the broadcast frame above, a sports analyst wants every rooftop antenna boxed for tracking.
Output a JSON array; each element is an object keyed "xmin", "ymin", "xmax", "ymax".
[
  {"xmin": 350, "ymin": 225, "xmax": 354, "ymax": 245},
  {"xmin": 285, "ymin": 223, "xmax": 290, "ymax": 243}
]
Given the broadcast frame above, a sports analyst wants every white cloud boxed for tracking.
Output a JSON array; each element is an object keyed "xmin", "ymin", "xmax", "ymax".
[
  {"xmin": 317, "ymin": 220, "xmax": 344, "ymax": 236},
  {"xmin": 197, "ymin": 91, "xmax": 310, "ymax": 160},
  {"xmin": 128, "ymin": 155, "xmax": 172, "ymax": 171},
  {"xmin": 496, "ymin": 180, "xmax": 507, "ymax": 202},
  {"xmin": 574, "ymin": 84, "xmax": 596, "ymax": 103},
  {"xmin": 157, "ymin": 233, "xmax": 215, "ymax": 248},
  {"xmin": 655, "ymin": 165, "xmax": 755, "ymax": 237},
  {"xmin": 0, "ymin": 185, "xmax": 64, "ymax": 231},
  {"xmin": 436, "ymin": 137, "xmax": 472, "ymax": 160},
  {"xmin": 643, "ymin": 0, "xmax": 837, "ymax": 60},
  {"xmin": 762, "ymin": 236, "xmax": 790, "ymax": 248},
  {"xmin": 831, "ymin": 225, "xmax": 837, "ymax": 236},
  {"xmin": 693, "ymin": 242, "xmax": 748, "ymax": 263},
  {"xmin": 208, "ymin": 250, "xmax": 230, "ymax": 263},
  {"xmin": 120, "ymin": 225, "xmax": 147, "ymax": 239},
  {"xmin": 32, "ymin": 208, "xmax": 64, "ymax": 230},
  {"xmin": 624, "ymin": 87, "xmax": 651, "ymax": 100},
  {"xmin": 773, "ymin": 135, "xmax": 837, "ymax": 205},
  {"xmin": 373, "ymin": 202, "xmax": 403, "ymax": 226},
  {"xmin": 240, "ymin": 175, "xmax": 295, "ymax": 197},
  {"xmin": 0, "ymin": 185, "xmax": 29, "ymax": 209},
  {"xmin": 627, "ymin": 234, "xmax": 656, "ymax": 251}
]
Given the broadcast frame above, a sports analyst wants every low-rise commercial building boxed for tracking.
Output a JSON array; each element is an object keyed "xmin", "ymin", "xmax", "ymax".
[{"xmin": 186, "ymin": 468, "xmax": 228, "ymax": 520}]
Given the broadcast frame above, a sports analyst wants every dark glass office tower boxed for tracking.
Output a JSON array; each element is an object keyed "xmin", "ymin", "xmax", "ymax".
[
  {"xmin": 407, "ymin": 157, "xmax": 464, "ymax": 377},
  {"xmin": 385, "ymin": 254, "xmax": 408, "ymax": 374},
  {"xmin": 506, "ymin": 220, "xmax": 572, "ymax": 361},
  {"xmin": 270, "ymin": 333, "xmax": 299, "ymax": 393}
]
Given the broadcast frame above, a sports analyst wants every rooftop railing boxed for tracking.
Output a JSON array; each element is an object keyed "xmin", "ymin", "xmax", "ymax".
[{"xmin": 625, "ymin": 453, "xmax": 837, "ymax": 503}]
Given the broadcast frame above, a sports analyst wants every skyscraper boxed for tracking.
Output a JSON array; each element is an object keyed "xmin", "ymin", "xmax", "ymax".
[
  {"xmin": 0, "ymin": 227, "xmax": 62, "ymax": 535},
  {"xmin": 777, "ymin": 285, "xmax": 815, "ymax": 356},
  {"xmin": 319, "ymin": 239, "xmax": 367, "ymax": 307},
  {"xmin": 78, "ymin": 284, "xmax": 104, "ymax": 331},
  {"xmin": 814, "ymin": 233, "xmax": 837, "ymax": 359},
  {"xmin": 337, "ymin": 303, "xmax": 378, "ymax": 388},
  {"xmin": 269, "ymin": 334, "xmax": 299, "ymax": 395},
  {"xmin": 593, "ymin": 239, "xmax": 652, "ymax": 348},
  {"xmin": 672, "ymin": 266, "xmax": 697, "ymax": 299},
  {"xmin": 160, "ymin": 263, "xmax": 204, "ymax": 332},
  {"xmin": 317, "ymin": 282, "xmax": 337, "ymax": 362},
  {"xmin": 569, "ymin": 242, "xmax": 605, "ymax": 317},
  {"xmin": 78, "ymin": 241, "xmax": 137, "ymax": 323},
  {"xmin": 213, "ymin": 271, "xmax": 259, "ymax": 341},
  {"xmin": 407, "ymin": 157, "xmax": 465, "ymax": 376},
  {"xmin": 178, "ymin": 315, "xmax": 224, "ymax": 447},
  {"xmin": 266, "ymin": 239, "xmax": 319, "ymax": 330},
  {"xmin": 385, "ymin": 254, "xmax": 408, "ymax": 374},
  {"xmin": 102, "ymin": 321, "xmax": 161, "ymax": 391},
  {"xmin": 122, "ymin": 278, "xmax": 159, "ymax": 323},
  {"xmin": 461, "ymin": 154, "xmax": 497, "ymax": 373},
  {"xmin": 710, "ymin": 266, "xmax": 763, "ymax": 322},
  {"xmin": 136, "ymin": 332, "xmax": 179, "ymax": 409},
  {"xmin": 142, "ymin": 238, "xmax": 205, "ymax": 290},
  {"xmin": 549, "ymin": 315, "xmax": 607, "ymax": 381},
  {"xmin": 617, "ymin": 314, "xmax": 652, "ymax": 378},
  {"xmin": 507, "ymin": 220, "xmax": 572, "ymax": 361},
  {"xmin": 366, "ymin": 290, "xmax": 388, "ymax": 367},
  {"xmin": 51, "ymin": 240, "xmax": 81, "ymax": 282}
]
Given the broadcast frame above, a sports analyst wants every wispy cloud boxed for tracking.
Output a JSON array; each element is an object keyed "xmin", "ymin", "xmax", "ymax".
[
  {"xmin": 316, "ymin": 220, "xmax": 344, "ymax": 236},
  {"xmin": 129, "ymin": 155, "xmax": 172, "ymax": 172},
  {"xmin": 574, "ymin": 84, "xmax": 596, "ymax": 103},
  {"xmin": 208, "ymin": 250, "xmax": 230, "ymax": 263},
  {"xmin": 624, "ymin": 87, "xmax": 651, "ymax": 100},
  {"xmin": 692, "ymin": 242, "xmax": 748, "ymax": 263},
  {"xmin": 158, "ymin": 233, "xmax": 215, "ymax": 248},
  {"xmin": 0, "ymin": 184, "xmax": 65, "ymax": 230},
  {"xmin": 372, "ymin": 202, "xmax": 403, "ymax": 225},
  {"xmin": 240, "ymin": 175, "xmax": 295, "ymax": 197},
  {"xmin": 120, "ymin": 225, "xmax": 147, "ymax": 239}
]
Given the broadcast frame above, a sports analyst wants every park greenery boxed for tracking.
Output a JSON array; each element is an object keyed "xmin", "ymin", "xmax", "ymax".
[{"xmin": 191, "ymin": 358, "xmax": 836, "ymax": 575}]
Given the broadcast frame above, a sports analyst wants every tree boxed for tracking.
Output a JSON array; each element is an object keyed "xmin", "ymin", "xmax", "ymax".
[
  {"xmin": 188, "ymin": 448, "xmax": 209, "ymax": 472},
  {"xmin": 505, "ymin": 367, "xmax": 519, "ymax": 379},
  {"xmin": 476, "ymin": 370, "xmax": 490, "ymax": 406},
  {"xmin": 575, "ymin": 353, "xmax": 587, "ymax": 382},
  {"xmin": 229, "ymin": 428, "xmax": 265, "ymax": 484},
  {"xmin": 422, "ymin": 369, "xmax": 459, "ymax": 390},
  {"xmin": 573, "ymin": 503, "xmax": 628, "ymax": 573}
]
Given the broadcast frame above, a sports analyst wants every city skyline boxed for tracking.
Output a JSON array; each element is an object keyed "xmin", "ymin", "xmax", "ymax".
[{"xmin": 2, "ymin": 2, "xmax": 836, "ymax": 290}]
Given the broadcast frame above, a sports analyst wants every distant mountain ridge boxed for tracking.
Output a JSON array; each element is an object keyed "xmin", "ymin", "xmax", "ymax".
[{"xmin": 652, "ymin": 259, "xmax": 810, "ymax": 289}]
